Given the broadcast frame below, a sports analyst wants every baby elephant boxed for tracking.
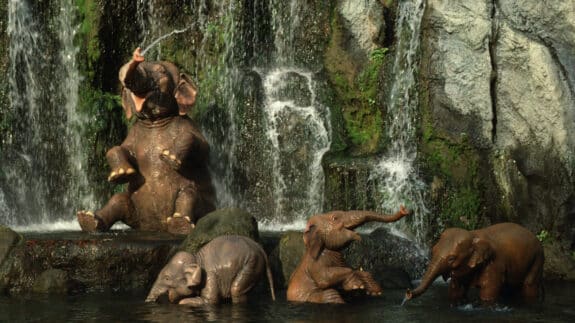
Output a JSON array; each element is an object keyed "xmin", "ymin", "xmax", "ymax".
[{"xmin": 146, "ymin": 235, "xmax": 276, "ymax": 305}]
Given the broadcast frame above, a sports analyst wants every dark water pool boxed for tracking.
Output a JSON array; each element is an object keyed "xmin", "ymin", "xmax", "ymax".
[{"xmin": 1, "ymin": 281, "xmax": 574, "ymax": 322}]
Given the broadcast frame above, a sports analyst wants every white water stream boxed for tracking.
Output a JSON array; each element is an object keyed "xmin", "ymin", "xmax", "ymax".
[
  {"xmin": 1, "ymin": 0, "xmax": 93, "ymax": 229},
  {"xmin": 370, "ymin": 0, "xmax": 429, "ymax": 244}
]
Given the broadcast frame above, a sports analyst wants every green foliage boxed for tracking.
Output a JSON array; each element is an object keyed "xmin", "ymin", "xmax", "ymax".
[
  {"xmin": 75, "ymin": 0, "xmax": 100, "ymax": 80},
  {"xmin": 442, "ymin": 187, "xmax": 481, "ymax": 230},
  {"xmin": 324, "ymin": 11, "xmax": 391, "ymax": 155},
  {"xmin": 331, "ymin": 48, "xmax": 388, "ymax": 153},
  {"xmin": 537, "ymin": 230, "xmax": 549, "ymax": 243}
]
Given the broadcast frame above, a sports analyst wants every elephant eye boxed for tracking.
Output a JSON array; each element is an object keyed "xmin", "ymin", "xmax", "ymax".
[{"xmin": 447, "ymin": 256, "xmax": 456, "ymax": 264}]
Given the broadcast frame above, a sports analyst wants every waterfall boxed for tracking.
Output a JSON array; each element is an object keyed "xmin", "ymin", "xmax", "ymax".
[
  {"xmin": 370, "ymin": 0, "xmax": 429, "ymax": 243},
  {"xmin": 0, "ymin": 0, "xmax": 88, "ymax": 230}
]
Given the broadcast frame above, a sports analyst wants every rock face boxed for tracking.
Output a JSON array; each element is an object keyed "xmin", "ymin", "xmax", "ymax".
[
  {"xmin": 0, "ymin": 230, "xmax": 180, "ymax": 295},
  {"xmin": 421, "ymin": 0, "xmax": 575, "ymax": 272}
]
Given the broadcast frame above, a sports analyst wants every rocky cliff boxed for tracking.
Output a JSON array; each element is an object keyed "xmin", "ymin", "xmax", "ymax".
[{"xmin": 0, "ymin": 0, "xmax": 573, "ymax": 277}]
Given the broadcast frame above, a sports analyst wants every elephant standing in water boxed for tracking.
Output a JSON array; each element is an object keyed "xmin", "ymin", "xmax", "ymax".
[
  {"xmin": 77, "ymin": 48, "xmax": 215, "ymax": 235},
  {"xmin": 146, "ymin": 235, "xmax": 276, "ymax": 305},
  {"xmin": 404, "ymin": 222, "xmax": 544, "ymax": 306},
  {"xmin": 287, "ymin": 206, "xmax": 411, "ymax": 304}
]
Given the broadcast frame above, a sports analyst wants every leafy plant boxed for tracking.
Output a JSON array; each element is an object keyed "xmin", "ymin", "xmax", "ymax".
[{"xmin": 537, "ymin": 230, "xmax": 549, "ymax": 243}]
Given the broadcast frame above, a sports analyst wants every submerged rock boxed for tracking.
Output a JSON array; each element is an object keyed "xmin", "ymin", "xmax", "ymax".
[{"xmin": 32, "ymin": 269, "xmax": 68, "ymax": 294}]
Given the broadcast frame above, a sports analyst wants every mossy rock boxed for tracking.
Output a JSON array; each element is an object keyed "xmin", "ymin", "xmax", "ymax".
[
  {"xmin": 0, "ymin": 226, "xmax": 21, "ymax": 267},
  {"xmin": 269, "ymin": 231, "xmax": 305, "ymax": 288},
  {"xmin": 178, "ymin": 208, "xmax": 260, "ymax": 254},
  {"xmin": 32, "ymin": 269, "xmax": 69, "ymax": 294}
]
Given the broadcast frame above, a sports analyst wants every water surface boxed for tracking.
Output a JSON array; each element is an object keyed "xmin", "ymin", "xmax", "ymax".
[{"xmin": 2, "ymin": 281, "xmax": 573, "ymax": 322}]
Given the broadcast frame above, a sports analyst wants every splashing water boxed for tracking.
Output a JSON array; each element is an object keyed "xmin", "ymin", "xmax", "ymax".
[
  {"xmin": 370, "ymin": 0, "xmax": 429, "ymax": 244},
  {"xmin": 140, "ymin": 27, "xmax": 190, "ymax": 56}
]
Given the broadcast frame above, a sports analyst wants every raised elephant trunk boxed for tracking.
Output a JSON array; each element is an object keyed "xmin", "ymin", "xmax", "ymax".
[
  {"xmin": 405, "ymin": 258, "xmax": 444, "ymax": 300},
  {"xmin": 344, "ymin": 207, "xmax": 410, "ymax": 230}
]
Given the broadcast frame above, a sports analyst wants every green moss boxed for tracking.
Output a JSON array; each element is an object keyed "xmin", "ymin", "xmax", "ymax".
[
  {"xmin": 419, "ymin": 91, "xmax": 488, "ymax": 232},
  {"xmin": 325, "ymin": 13, "xmax": 388, "ymax": 155},
  {"xmin": 442, "ymin": 186, "xmax": 481, "ymax": 230}
]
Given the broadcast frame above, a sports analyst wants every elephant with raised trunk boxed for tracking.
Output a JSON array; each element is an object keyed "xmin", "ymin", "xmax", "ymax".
[
  {"xmin": 146, "ymin": 235, "xmax": 276, "ymax": 305},
  {"xmin": 77, "ymin": 48, "xmax": 215, "ymax": 235},
  {"xmin": 287, "ymin": 206, "xmax": 411, "ymax": 304},
  {"xmin": 404, "ymin": 222, "xmax": 544, "ymax": 306}
]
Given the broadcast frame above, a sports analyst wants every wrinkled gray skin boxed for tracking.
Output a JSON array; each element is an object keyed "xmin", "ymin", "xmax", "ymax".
[{"xmin": 146, "ymin": 235, "xmax": 276, "ymax": 305}]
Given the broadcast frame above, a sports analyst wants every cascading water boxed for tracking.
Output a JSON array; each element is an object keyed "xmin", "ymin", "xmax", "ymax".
[
  {"xmin": 0, "ymin": 0, "xmax": 90, "ymax": 230},
  {"xmin": 258, "ymin": 68, "xmax": 331, "ymax": 230},
  {"xmin": 256, "ymin": 0, "xmax": 331, "ymax": 228},
  {"xmin": 192, "ymin": 0, "xmax": 332, "ymax": 228},
  {"xmin": 370, "ymin": 0, "xmax": 429, "ymax": 243}
]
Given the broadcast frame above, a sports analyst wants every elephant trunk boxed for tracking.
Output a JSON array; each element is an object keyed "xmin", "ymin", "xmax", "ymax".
[
  {"xmin": 145, "ymin": 284, "xmax": 167, "ymax": 303},
  {"xmin": 405, "ymin": 258, "xmax": 444, "ymax": 300},
  {"xmin": 344, "ymin": 208, "xmax": 409, "ymax": 230}
]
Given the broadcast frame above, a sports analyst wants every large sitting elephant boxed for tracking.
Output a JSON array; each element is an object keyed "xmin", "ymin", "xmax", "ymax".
[
  {"xmin": 77, "ymin": 48, "xmax": 216, "ymax": 235},
  {"xmin": 146, "ymin": 235, "xmax": 276, "ymax": 305},
  {"xmin": 286, "ymin": 206, "xmax": 411, "ymax": 304},
  {"xmin": 404, "ymin": 222, "xmax": 544, "ymax": 305}
]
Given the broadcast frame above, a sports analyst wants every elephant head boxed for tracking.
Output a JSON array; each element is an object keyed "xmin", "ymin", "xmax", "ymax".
[
  {"xmin": 145, "ymin": 251, "xmax": 202, "ymax": 303},
  {"xmin": 405, "ymin": 228, "xmax": 493, "ymax": 300},
  {"xmin": 304, "ymin": 206, "xmax": 411, "ymax": 259},
  {"xmin": 119, "ymin": 47, "xmax": 197, "ymax": 120}
]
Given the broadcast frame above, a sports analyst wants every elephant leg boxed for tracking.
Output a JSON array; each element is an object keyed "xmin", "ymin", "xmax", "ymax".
[
  {"xmin": 448, "ymin": 277, "xmax": 470, "ymax": 304},
  {"xmin": 199, "ymin": 275, "xmax": 221, "ymax": 304},
  {"xmin": 312, "ymin": 266, "xmax": 355, "ymax": 289},
  {"xmin": 342, "ymin": 271, "xmax": 382, "ymax": 296},
  {"xmin": 522, "ymin": 255, "xmax": 544, "ymax": 302},
  {"xmin": 478, "ymin": 280, "xmax": 501, "ymax": 306},
  {"xmin": 106, "ymin": 146, "xmax": 136, "ymax": 183},
  {"xmin": 230, "ymin": 261, "xmax": 261, "ymax": 303},
  {"xmin": 307, "ymin": 289, "xmax": 345, "ymax": 304},
  {"xmin": 78, "ymin": 193, "xmax": 132, "ymax": 232},
  {"xmin": 166, "ymin": 185, "xmax": 198, "ymax": 235}
]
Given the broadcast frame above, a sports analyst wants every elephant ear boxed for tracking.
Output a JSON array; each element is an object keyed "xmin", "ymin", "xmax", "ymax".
[
  {"xmin": 121, "ymin": 87, "xmax": 135, "ymax": 120},
  {"xmin": 467, "ymin": 237, "xmax": 493, "ymax": 268},
  {"xmin": 303, "ymin": 223, "xmax": 324, "ymax": 260},
  {"xmin": 184, "ymin": 264, "xmax": 202, "ymax": 287},
  {"xmin": 174, "ymin": 73, "xmax": 197, "ymax": 116}
]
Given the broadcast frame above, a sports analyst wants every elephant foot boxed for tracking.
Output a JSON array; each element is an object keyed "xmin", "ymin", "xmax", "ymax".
[
  {"xmin": 107, "ymin": 167, "xmax": 136, "ymax": 183},
  {"xmin": 342, "ymin": 273, "xmax": 366, "ymax": 291},
  {"xmin": 160, "ymin": 149, "xmax": 182, "ymax": 170},
  {"xmin": 166, "ymin": 213, "xmax": 193, "ymax": 235},
  {"xmin": 355, "ymin": 271, "xmax": 382, "ymax": 296},
  {"xmin": 77, "ymin": 210, "xmax": 103, "ymax": 232}
]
